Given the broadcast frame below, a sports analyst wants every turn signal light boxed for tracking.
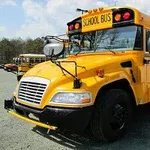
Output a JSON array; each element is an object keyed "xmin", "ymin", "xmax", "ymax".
[
  {"xmin": 96, "ymin": 69, "xmax": 104, "ymax": 77},
  {"xmin": 114, "ymin": 13, "xmax": 121, "ymax": 22},
  {"xmin": 82, "ymin": 98, "xmax": 91, "ymax": 103}
]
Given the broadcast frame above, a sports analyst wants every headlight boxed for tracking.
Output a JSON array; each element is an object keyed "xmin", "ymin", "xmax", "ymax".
[{"xmin": 50, "ymin": 92, "xmax": 92, "ymax": 105}]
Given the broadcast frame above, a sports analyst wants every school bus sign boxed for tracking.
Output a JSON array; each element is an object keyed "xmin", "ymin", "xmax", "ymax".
[{"xmin": 82, "ymin": 11, "xmax": 112, "ymax": 32}]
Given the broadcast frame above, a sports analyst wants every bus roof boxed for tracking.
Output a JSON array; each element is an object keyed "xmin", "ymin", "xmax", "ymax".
[{"xmin": 19, "ymin": 54, "xmax": 46, "ymax": 58}]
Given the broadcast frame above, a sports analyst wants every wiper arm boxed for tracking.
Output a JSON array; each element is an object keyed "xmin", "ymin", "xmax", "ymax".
[
  {"xmin": 70, "ymin": 41, "xmax": 81, "ymax": 56},
  {"xmin": 104, "ymin": 46, "xmax": 116, "ymax": 54},
  {"xmin": 75, "ymin": 49, "xmax": 81, "ymax": 56}
]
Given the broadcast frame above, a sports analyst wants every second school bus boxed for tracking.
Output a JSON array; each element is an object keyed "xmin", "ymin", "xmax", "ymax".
[
  {"xmin": 4, "ymin": 6, "xmax": 150, "ymax": 141},
  {"xmin": 16, "ymin": 54, "xmax": 47, "ymax": 81}
]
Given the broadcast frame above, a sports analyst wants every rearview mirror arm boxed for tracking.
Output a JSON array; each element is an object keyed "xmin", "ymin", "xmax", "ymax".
[
  {"xmin": 44, "ymin": 35, "xmax": 67, "ymax": 43},
  {"xmin": 50, "ymin": 49, "xmax": 54, "ymax": 61}
]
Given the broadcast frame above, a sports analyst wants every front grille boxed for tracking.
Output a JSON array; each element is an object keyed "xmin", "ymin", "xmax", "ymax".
[{"xmin": 18, "ymin": 77, "xmax": 50, "ymax": 105}]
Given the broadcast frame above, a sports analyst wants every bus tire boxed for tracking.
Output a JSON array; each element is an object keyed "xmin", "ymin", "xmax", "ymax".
[{"xmin": 90, "ymin": 89, "xmax": 132, "ymax": 142}]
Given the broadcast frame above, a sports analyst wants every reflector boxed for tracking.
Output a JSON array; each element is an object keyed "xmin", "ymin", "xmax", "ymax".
[
  {"xmin": 93, "ymin": 8, "xmax": 98, "ymax": 12},
  {"xmin": 98, "ymin": 7, "xmax": 103, "ymax": 11},
  {"xmin": 96, "ymin": 69, "xmax": 104, "ymax": 77},
  {"xmin": 88, "ymin": 10, "xmax": 92, "ymax": 14}
]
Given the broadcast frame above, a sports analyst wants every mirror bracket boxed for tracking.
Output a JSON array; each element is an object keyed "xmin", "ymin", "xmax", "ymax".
[
  {"xmin": 42, "ymin": 35, "xmax": 82, "ymax": 89},
  {"xmin": 74, "ymin": 78, "xmax": 81, "ymax": 88},
  {"xmin": 55, "ymin": 60, "xmax": 82, "ymax": 89}
]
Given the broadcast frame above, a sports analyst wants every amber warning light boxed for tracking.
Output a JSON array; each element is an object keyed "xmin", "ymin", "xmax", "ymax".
[
  {"xmin": 114, "ymin": 14, "xmax": 121, "ymax": 21},
  {"xmin": 75, "ymin": 23, "xmax": 80, "ymax": 29}
]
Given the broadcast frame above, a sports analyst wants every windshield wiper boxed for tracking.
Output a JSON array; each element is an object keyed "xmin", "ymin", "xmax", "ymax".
[
  {"xmin": 70, "ymin": 41, "xmax": 81, "ymax": 55},
  {"xmin": 104, "ymin": 46, "xmax": 116, "ymax": 54},
  {"xmin": 75, "ymin": 48, "xmax": 81, "ymax": 56}
]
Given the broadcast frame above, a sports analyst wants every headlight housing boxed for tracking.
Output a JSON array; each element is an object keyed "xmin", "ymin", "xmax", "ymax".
[{"xmin": 50, "ymin": 92, "xmax": 92, "ymax": 105}]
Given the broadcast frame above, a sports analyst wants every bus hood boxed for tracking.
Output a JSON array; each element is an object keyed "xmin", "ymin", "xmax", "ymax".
[{"xmin": 23, "ymin": 54, "xmax": 129, "ymax": 81}]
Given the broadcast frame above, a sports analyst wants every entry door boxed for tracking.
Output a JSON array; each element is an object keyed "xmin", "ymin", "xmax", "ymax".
[
  {"xmin": 145, "ymin": 30, "xmax": 150, "ymax": 102},
  {"xmin": 145, "ymin": 61, "xmax": 150, "ymax": 102}
]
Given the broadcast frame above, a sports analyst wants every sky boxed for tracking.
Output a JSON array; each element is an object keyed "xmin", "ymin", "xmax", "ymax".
[{"xmin": 0, "ymin": 0, "xmax": 150, "ymax": 39}]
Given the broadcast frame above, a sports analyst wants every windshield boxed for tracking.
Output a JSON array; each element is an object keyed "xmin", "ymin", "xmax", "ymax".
[{"xmin": 69, "ymin": 25, "xmax": 142, "ymax": 54}]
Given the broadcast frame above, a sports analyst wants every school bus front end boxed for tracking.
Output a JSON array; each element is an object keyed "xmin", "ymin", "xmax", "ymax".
[
  {"xmin": 4, "ymin": 6, "xmax": 150, "ymax": 142},
  {"xmin": 5, "ymin": 60, "xmax": 95, "ymax": 131}
]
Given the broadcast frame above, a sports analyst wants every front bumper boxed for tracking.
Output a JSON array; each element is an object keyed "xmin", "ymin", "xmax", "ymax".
[{"xmin": 4, "ymin": 99, "xmax": 93, "ymax": 132}]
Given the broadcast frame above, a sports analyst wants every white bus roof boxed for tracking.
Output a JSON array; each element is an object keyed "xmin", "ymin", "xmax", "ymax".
[{"xmin": 19, "ymin": 54, "xmax": 46, "ymax": 58}]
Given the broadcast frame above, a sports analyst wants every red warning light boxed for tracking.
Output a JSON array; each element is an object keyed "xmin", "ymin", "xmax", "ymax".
[
  {"xmin": 123, "ymin": 12, "xmax": 131, "ymax": 20},
  {"xmin": 69, "ymin": 24, "xmax": 74, "ymax": 30}
]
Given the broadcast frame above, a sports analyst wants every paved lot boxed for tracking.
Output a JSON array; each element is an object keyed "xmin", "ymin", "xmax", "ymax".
[{"xmin": 0, "ymin": 69, "xmax": 150, "ymax": 150}]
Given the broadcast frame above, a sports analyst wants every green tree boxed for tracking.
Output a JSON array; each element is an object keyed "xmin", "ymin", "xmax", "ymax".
[
  {"xmin": 0, "ymin": 38, "xmax": 14, "ymax": 63},
  {"xmin": 24, "ymin": 38, "xmax": 44, "ymax": 54},
  {"xmin": 10, "ymin": 38, "xmax": 25, "ymax": 57},
  {"xmin": 0, "ymin": 37, "xmax": 44, "ymax": 63}
]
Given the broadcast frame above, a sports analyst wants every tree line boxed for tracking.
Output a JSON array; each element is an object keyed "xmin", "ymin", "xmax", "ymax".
[{"xmin": 0, "ymin": 37, "xmax": 44, "ymax": 64}]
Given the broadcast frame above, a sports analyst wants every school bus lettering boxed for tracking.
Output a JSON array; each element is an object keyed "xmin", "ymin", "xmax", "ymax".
[
  {"xmin": 83, "ymin": 16, "xmax": 100, "ymax": 27},
  {"xmin": 81, "ymin": 12, "xmax": 112, "ymax": 32},
  {"xmin": 101, "ymin": 13, "xmax": 111, "ymax": 23}
]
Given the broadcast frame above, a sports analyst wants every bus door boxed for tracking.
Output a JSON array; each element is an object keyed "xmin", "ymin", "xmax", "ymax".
[{"xmin": 144, "ymin": 30, "xmax": 150, "ymax": 102}]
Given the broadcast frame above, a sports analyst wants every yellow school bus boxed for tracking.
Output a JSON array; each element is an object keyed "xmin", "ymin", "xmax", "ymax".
[
  {"xmin": 4, "ymin": 6, "xmax": 150, "ymax": 142},
  {"xmin": 16, "ymin": 54, "xmax": 47, "ymax": 81}
]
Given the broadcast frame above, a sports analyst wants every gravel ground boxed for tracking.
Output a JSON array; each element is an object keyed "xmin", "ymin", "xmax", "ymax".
[{"xmin": 0, "ymin": 69, "xmax": 150, "ymax": 150}]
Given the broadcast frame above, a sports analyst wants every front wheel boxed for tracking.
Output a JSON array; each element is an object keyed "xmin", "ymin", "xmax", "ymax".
[{"xmin": 90, "ymin": 89, "xmax": 133, "ymax": 142}]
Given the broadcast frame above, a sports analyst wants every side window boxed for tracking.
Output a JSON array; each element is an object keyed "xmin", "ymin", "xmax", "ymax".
[
  {"xmin": 26, "ymin": 58, "xmax": 29, "ymax": 63},
  {"xmin": 22, "ymin": 58, "xmax": 26, "ymax": 63},
  {"xmin": 134, "ymin": 26, "xmax": 143, "ymax": 50},
  {"xmin": 146, "ymin": 30, "xmax": 150, "ymax": 52},
  {"xmin": 35, "ymin": 58, "xmax": 40, "ymax": 63},
  {"xmin": 30, "ymin": 58, "xmax": 34, "ymax": 63},
  {"xmin": 41, "ymin": 58, "xmax": 46, "ymax": 62}
]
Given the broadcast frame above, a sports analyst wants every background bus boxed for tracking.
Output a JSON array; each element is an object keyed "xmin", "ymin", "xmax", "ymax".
[{"xmin": 17, "ymin": 54, "xmax": 47, "ymax": 81}]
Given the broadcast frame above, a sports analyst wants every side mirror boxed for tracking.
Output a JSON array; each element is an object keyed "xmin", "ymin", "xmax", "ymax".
[{"xmin": 43, "ymin": 43, "xmax": 64, "ymax": 57}]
